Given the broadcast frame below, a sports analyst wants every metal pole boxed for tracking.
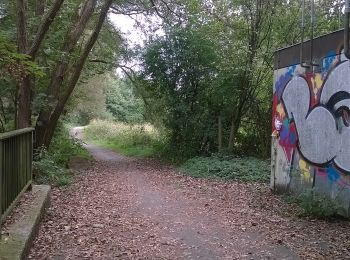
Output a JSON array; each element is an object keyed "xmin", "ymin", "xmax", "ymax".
[
  {"xmin": 310, "ymin": 0, "xmax": 315, "ymax": 65},
  {"xmin": 339, "ymin": 0, "xmax": 342, "ymax": 29},
  {"xmin": 300, "ymin": 0, "xmax": 307, "ymax": 67},
  {"xmin": 345, "ymin": 0, "xmax": 350, "ymax": 59}
]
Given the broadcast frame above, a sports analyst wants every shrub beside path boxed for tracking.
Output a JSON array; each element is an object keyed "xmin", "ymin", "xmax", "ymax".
[{"xmin": 29, "ymin": 135, "xmax": 350, "ymax": 259}]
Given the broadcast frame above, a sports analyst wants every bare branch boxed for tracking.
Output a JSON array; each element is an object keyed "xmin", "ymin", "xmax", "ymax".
[
  {"xmin": 149, "ymin": 0, "xmax": 166, "ymax": 19},
  {"xmin": 110, "ymin": 6, "xmax": 148, "ymax": 15}
]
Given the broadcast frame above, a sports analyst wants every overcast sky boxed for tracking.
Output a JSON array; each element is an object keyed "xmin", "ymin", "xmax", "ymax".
[
  {"xmin": 109, "ymin": 12, "xmax": 163, "ymax": 47},
  {"xmin": 109, "ymin": 13, "xmax": 146, "ymax": 47},
  {"xmin": 108, "ymin": 12, "xmax": 163, "ymax": 75}
]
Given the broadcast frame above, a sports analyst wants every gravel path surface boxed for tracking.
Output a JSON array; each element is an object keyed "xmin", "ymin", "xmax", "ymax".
[{"xmin": 28, "ymin": 141, "xmax": 350, "ymax": 259}]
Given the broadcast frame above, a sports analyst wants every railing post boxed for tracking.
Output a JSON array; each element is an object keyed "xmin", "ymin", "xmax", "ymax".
[{"xmin": 28, "ymin": 131, "xmax": 33, "ymax": 191}]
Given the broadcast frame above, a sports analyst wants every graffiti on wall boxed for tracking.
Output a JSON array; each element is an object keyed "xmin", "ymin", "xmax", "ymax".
[{"xmin": 272, "ymin": 51, "xmax": 350, "ymax": 189}]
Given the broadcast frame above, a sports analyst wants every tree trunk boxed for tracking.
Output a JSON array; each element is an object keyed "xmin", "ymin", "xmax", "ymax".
[
  {"xmin": 45, "ymin": 0, "xmax": 97, "ymax": 98},
  {"xmin": 16, "ymin": 0, "xmax": 31, "ymax": 128},
  {"xmin": 228, "ymin": 102, "xmax": 244, "ymax": 153},
  {"xmin": 32, "ymin": 0, "xmax": 46, "ymax": 35},
  {"xmin": 218, "ymin": 115, "xmax": 223, "ymax": 152},
  {"xmin": 36, "ymin": 0, "xmax": 113, "ymax": 148},
  {"xmin": 227, "ymin": 114, "xmax": 236, "ymax": 153},
  {"xmin": 17, "ymin": 76, "xmax": 32, "ymax": 128},
  {"xmin": 16, "ymin": 0, "xmax": 65, "ymax": 129},
  {"xmin": 28, "ymin": 0, "xmax": 65, "ymax": 57},
  {"xmin": 35, "ymin": 0, "xmax": 97, "ymax": 148},
  {"xmin": 35, "ymin": 0, "xmax": 46, "ymax": 16},
  {"xmin": 16, "ymin": 0, "xmax": 27, "ymax": 54}
]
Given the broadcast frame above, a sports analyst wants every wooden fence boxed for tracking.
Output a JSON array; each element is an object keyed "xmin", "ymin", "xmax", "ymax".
[{"xmin": 0, "ymin": 128, "xmax": 34, "ymax": 222}]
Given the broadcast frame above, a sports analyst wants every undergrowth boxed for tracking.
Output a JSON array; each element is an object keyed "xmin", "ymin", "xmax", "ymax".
[
  {"xmin": 33, "ymin": 125, "xmax": 90, "ymax": 186},
  {"xmin": 180, "ymin": 154, "xmax": 270, "ymax": 183},
  {"xmin": 84, "ymin": 119, "xmax": 167, "ymax": 158},
  {"xmin": 283, "ymin": 189, "xmax": 340, "ymax": 219}
]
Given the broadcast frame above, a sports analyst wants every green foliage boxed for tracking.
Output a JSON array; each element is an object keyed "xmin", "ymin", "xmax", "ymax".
[
  {"xmin": 0, "ymin": 32, "xmax": 44, "ymax": 132},
  {"xmin": 33, "ymin": 149, "xmax": 73, "ymax": 186},
  {"xmin": 68, "ymin": 74, "xmax": 114, "ymax": 125},
  {"xmin": 284, "ymin": 189, "xmax": 340, "ymax": 219},
  {"xmin": 138, "ymin": 26, "xmax": 220, "ymax": 158},
  {"xmin": 33, "ymin": 124, "xmax": 90, "ymax": 186},
  {"xmin": 134, "ymin": 0, "xmax": 345, "ymax": 160},
  {"xmin": 49, "ymin": 125, "xmax": 90, "ymax": 163},
  {"xmin": 180, "ymin": 154, "xmax": 270, "ymax": 182},
  {"xmin": 0, "ymin": 33, "xmax": 44, "ymax": 79},
  {"xmin": 106, "ymin": 78, "xmax": 145, "ymax": 124},
  {"xmin": 67, "ymin": 74, "xmax": 144, "ymax": 126},
  {"xmin": 1, "ymin": 0, "xmax": 122, "ymax": 145},
  {"xmin": 2, "ymin": 0, "xmax": 344, "ymax": 154},
  {"xmin": 84, "ymin": 119, "xmax": 166, "ymax": 158}
]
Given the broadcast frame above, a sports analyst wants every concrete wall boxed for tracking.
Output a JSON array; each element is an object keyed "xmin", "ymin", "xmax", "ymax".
[{"xmin": 271, "ymin": 46, "xmax": 350, "ymax": 217}]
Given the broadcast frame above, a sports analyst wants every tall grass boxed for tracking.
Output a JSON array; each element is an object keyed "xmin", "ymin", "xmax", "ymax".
[{"xmin": 84, "ymin": 119, "xmax": 167, "ymax": 157}]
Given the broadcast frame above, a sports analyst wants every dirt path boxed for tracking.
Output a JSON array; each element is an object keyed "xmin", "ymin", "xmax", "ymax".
[{"xmin": 29, "ymin": 138, "xmax": 350, "ymax": 259}]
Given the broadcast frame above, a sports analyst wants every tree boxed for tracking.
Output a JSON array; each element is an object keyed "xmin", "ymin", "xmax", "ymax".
[
  {"xmin": 5, "ymin": 0, "xmax": 180, "ymax": 147},
  {"xmin": 35, "ymin": 0, "xmax": 114, "ymax": 148},
  {"xmin": 0, "ymin": 28, "xmax": 43, "ymax": 131},
  {"xmin": 138, "ymin": 25, "xmax": 219, "ymax": 156},
  {"xmin": 15, "ymin": 0, "xmax": 65, "ymax": 129},
  {"xmin": 135, "ymin": 0, "xmax": 344, "ymax": 158},
  {"xmin": 3, "ymin": 0, "xmax": 345, "ymax": 153},
  {"xmin": 105, "ymin": 77, "xmax": 145, "ymax": 124},
  {"xmin": 69, "ymin": 74, "xmax": 113, "ymax": 125},
  {"xmin": 0, "ymin": 0, "xmax": 114, "ymax": 145}
]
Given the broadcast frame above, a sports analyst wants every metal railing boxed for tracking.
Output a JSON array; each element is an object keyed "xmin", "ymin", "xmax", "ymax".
[{"xmin": 0, "ymin": 128, "xmax": 34, "ymax": 222}]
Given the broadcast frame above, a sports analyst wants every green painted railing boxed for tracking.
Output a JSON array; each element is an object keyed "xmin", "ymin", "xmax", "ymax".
[{"xmin": 0, "ymin": 128, "xmax": 34, "ymax": 222}]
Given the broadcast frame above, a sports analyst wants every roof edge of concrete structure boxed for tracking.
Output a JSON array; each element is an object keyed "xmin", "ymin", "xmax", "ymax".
[{"xmin": 0, "ymin": 185, "xmax": 51, "ymax": 260}]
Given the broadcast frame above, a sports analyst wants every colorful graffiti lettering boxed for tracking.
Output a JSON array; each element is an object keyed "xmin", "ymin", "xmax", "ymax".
[
  {"xmin": 282, "ymin": 61, "xmax": 350, "ymax": 172},
  {"xmin": 272, "ymin": 52, "xmax": 350, "ymax": 191}
]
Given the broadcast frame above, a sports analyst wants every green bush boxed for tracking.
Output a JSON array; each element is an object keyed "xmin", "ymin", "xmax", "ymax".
[
  {"xmin": 180, "ymin": 154, "xmax": 270, "ymax": 182},
  {"xmin": 105, "ymin": 79, "xmax": 145, "ymax": 124},
  {"xmin": 33, "ymin": 124, "xmax": 90, "ymax": 186},
  {"xmin": 295, "ymin": 189, "xmax": 340, "ymax": 219},
  {"xmin": 49, "ymin": 126, "xmax": 90, "ymax": 165},
  {"xmin": 33, "ymin": 149, "xmax": 72, "ymax": 186}
]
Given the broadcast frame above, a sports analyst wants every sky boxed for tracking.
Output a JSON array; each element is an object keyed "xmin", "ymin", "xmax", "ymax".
[
  {"xmin": 109, "ymin": 12, "xmax": 163, "ymax": 47},
  {"xmin": 109, "ymin": 13, "xmax": 146, "ymax": 47},
  {"xmin": 108, "ymin": 13, "xmax": 144, "ymax": 75},
  {"xmin": 108, "ymin": 12, "xmax": 163, "ymax": 75}
]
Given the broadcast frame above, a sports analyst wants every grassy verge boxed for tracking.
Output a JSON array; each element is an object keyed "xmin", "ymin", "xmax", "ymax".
[
  {"xmin": 84, "ymin": 120, "xmax": 270, "ymax": 183},
  {"xmin": 84, "ymin": 119, "xmax": 166, "ymax": 158},
  {"xmin": 180, "ymin": 154, "xmax": 270, "ymax": 183},
  {"xmin": 33, "ymin": 124, "xmax": 90, "ymax": 186}
]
